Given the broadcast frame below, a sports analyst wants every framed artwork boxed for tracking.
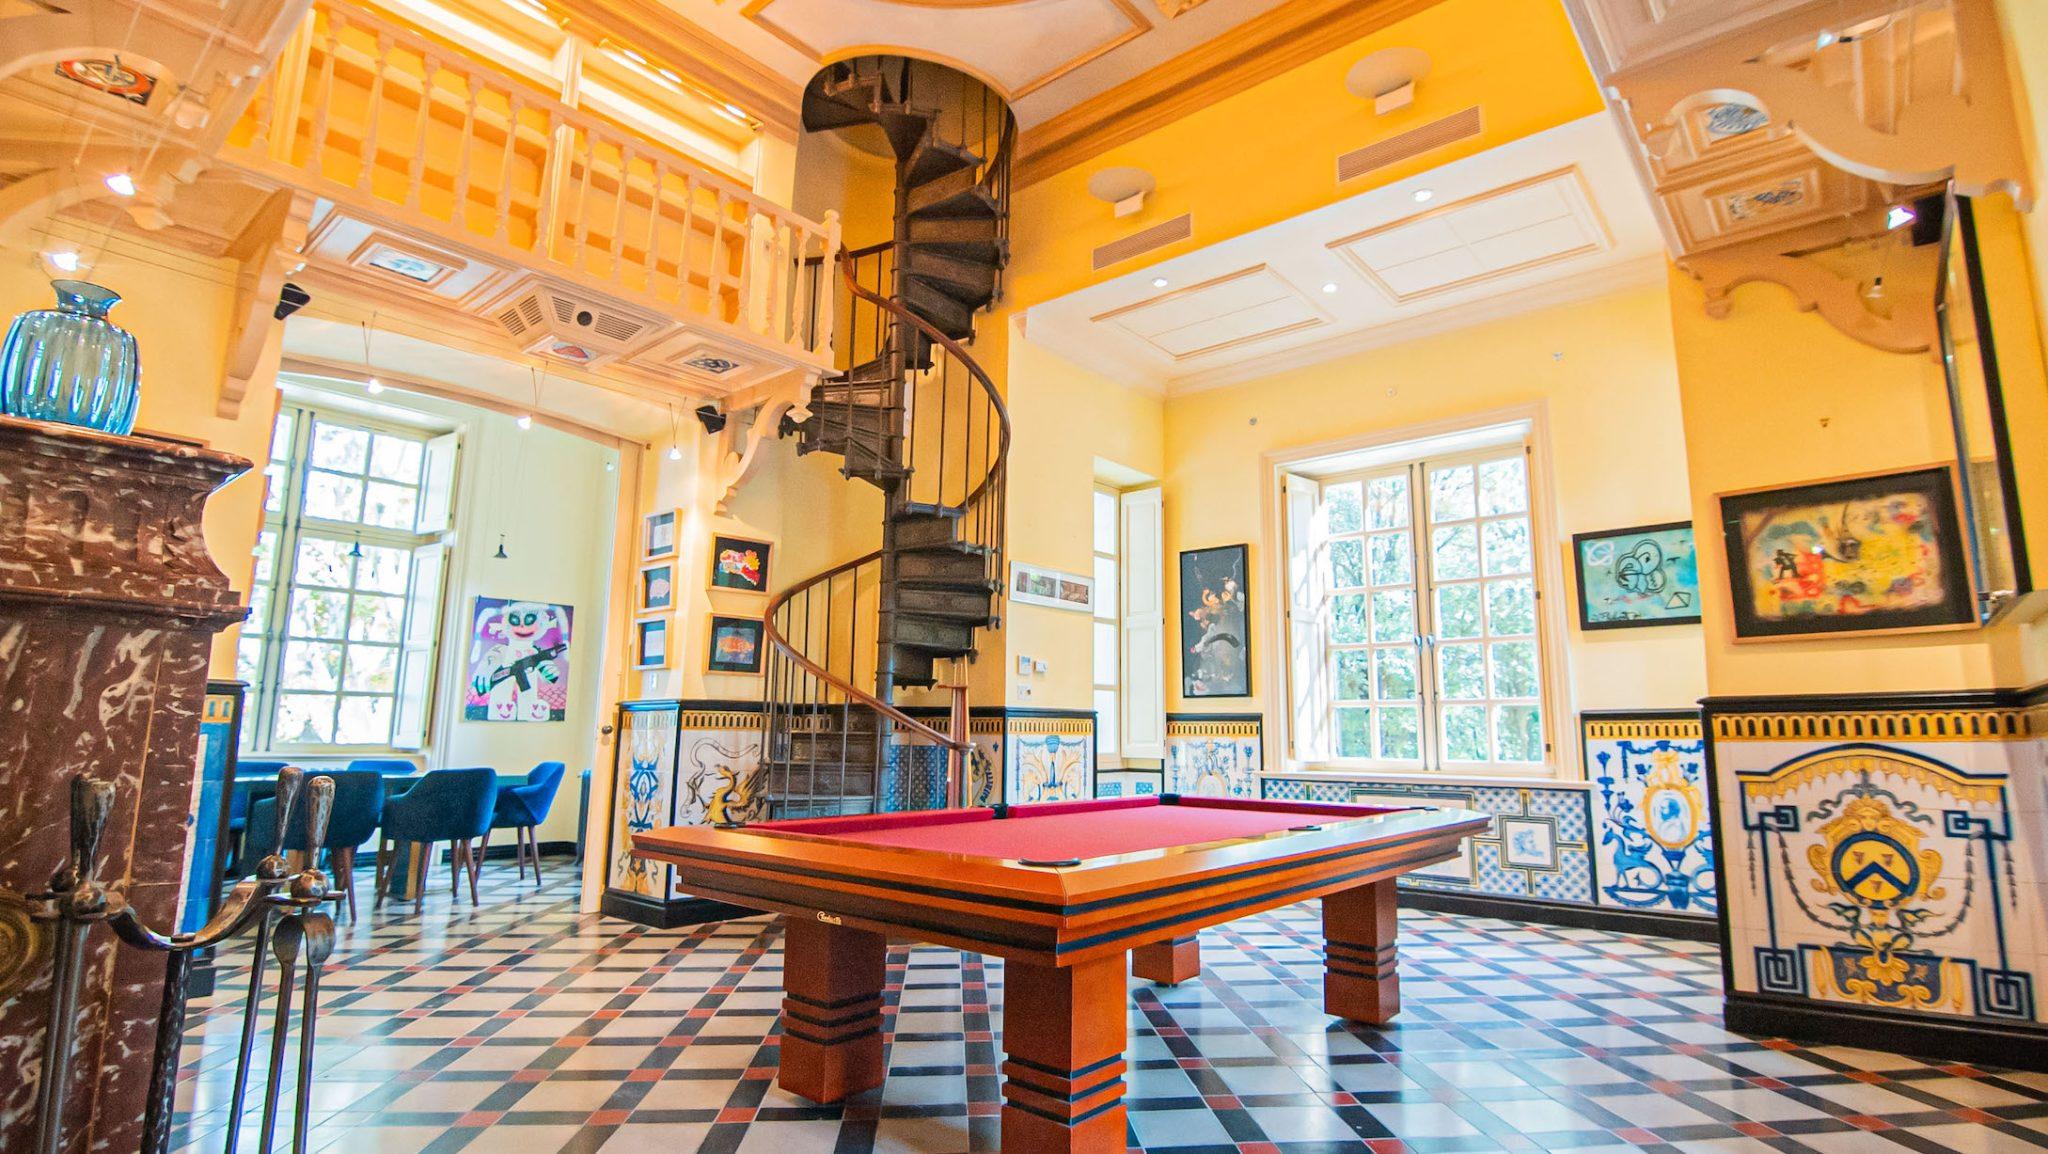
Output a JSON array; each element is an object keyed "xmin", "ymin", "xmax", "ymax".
[
  {"xmin": 463, "ymin": 599, "xmax": 572, "ymax": 722},
  {"xmin": 709, "ymin": 534, "xmax": 772, "ymax": 594},
  {"xmin": 706, "ymin": 614, "xmax": 766, "ymax": 675},
  {"xmin": 1571, "ymin": 521, "xmax": 1702, "ymax": 630},
  {"xmin": 632, "ymin": 617, "xmax": 670, "ymax": 670},
  {"xmin": 1718, "ymin": 466, "xmax": 1975, "ymax": 639},
  {"xmin": 1008, "ymin": 561, "xmax": 1093, "ymax": 612},
  {"xmin": 642, "ymin": 510, "xmax": 677, "ymax": 560},
  {"xmin": 637, "ymin": 562, "xmax": 674, "ymax": 614},
  {"xmin": 1179, "ymin": 544, "xmax": 1249, "ymax": 698}
]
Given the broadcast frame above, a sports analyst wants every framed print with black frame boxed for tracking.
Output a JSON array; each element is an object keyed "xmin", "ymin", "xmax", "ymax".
[
  {"xmin": 1717, "ymin": 465, "xmax": 1976, "ymax": 640},
  {"xmin": 708, "ymin": 534, "xmax": 772, "ymax": 594},
  {"xmin": 1570, "ymin": 521, "xmax": 1702, "ymax": 630},
  {"xmin": 1179, "ymin": 543, "xmax": 1250, "ymax": 699},
  {"xmin": 705, "ymin": 614, "xmax": 766, "ymax": 675}
]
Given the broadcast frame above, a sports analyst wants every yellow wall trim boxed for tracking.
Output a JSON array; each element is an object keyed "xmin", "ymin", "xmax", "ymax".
[
  {"xmin": 1582, "ymin": 718, "xmax": 1701, "ymax": 742},
  {"xmin": 1710, "ymin": 708, "xmax": 2035, "ymax": 743}
]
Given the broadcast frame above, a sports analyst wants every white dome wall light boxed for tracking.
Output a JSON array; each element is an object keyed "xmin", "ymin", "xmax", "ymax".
[
  {"xmin": 1346, "ymin": 48, "xmax": 1432, "ymax": 116},
  {"xmin": 1086, "ymin": 166, "xmax": 1157, "ymax": 219}
]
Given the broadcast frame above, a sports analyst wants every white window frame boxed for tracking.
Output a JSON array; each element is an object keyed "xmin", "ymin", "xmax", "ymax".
[
  {"xmin": 1266, "ymin": 404, "xmax": 1576, "ymax": 781},
  {"xmin": 1092, "ymin": 484, "xmax": 1123, "ymax": 767},
  {"xmin": 242, "ymin": 402, "xmax": 456, "ymax": 755}
]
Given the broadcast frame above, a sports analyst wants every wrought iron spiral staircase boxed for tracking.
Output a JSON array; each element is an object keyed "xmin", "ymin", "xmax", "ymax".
[{"xmin": 759, "ymin": 57, "xmax": 1014, "ymax": 818}]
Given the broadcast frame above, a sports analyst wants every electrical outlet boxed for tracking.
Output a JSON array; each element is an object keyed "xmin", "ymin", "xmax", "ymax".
[{"xmin": 1032, "ymin": 659, "xmax": 1048, "ymax": 674}]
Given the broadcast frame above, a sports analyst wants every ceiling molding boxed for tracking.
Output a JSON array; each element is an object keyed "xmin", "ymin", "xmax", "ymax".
[
  {"xmin": 1161, "ymin": 254, "xmax": 1669, "ymax": 396},
  {"xmin": 280, "ymin": 354, "xmax": 637, "ymax": 446},
  {"xmin": 539, "ymin": 0, "xmax": 805, "ymax": 138},
  {"xmin": 1014, "ymin": 0, "xmax": 1447, "ymax": 187}
]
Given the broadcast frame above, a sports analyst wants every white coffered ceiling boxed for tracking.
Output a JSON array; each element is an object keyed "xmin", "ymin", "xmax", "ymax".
[
  {"xmin": 654, "ymin": 0, "xmax": 1295, "ymax": 126},
  {"xmin": 1020, "ymin": 113, "xmax": 1666, "ymax": 394}
]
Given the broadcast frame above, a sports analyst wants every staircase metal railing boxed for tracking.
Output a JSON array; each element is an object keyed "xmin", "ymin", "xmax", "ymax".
[{"xmin": 761, "ymin": 247, "xmax": 1009, "ymax": 817}]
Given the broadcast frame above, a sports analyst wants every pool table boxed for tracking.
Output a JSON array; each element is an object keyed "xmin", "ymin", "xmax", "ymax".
[{"xmin": 633, "ymin": 794, "xmax": 1488, "ymax": 1154}]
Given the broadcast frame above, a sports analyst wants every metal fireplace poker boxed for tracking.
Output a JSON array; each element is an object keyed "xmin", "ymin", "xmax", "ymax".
[{"xmin": 29, "ymin": 766, "xmax": 340, "ymax": 1154}]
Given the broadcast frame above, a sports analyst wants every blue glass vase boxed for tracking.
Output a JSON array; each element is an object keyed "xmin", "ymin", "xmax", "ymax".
[{"xmin": 0, "ymin": 279, "xmax": 141, "ymax": 435}]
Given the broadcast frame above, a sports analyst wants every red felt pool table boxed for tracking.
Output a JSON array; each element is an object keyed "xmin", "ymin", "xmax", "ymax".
[{"xmin": 633, "ymin": 794, "xmax": 1488, "ymax": 1154}]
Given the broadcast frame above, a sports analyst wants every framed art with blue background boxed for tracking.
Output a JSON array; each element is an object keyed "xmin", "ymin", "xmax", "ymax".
[
  {"xmin": 706, "ymin": 614, "xmax": 766, "ymax": 675},
  {"xmin": 1571, "ymin": 520, "xmax": 1701, "ymax": 630}
]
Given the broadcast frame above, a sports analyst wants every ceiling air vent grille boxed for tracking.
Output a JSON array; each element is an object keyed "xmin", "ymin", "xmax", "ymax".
[
  {"xmin": 593, "ymin": 313, "xmax": 645, "ymax": 342},
  {"xmin": 496, "ymin": 294, "xmax": 546, "ymax": 338},
  {"xmin": 484, "ymin": 278, "xmax": 665, "ymax": 368},
  {"xmin": 1337, "ymin": 106, "xmax": 1483, "ymax": 184},
  {"xmin": 1093, "ymin": 213, "xmax": 1193, "ymax": 271}
]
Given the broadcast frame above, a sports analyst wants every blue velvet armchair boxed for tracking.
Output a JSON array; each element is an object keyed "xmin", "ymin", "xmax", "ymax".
[
  {"xmin": 490, "ymin": 761, "xmax": 566, "ymax": 884},
  {"xmin": 376, "ymin": 768, "xmax": 498, "ymax": 906}
]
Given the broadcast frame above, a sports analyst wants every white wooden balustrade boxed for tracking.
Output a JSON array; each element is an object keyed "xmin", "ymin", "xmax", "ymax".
[{"xmin": 222, "ymin": 0, "xmax": 836, "ymax": 365}]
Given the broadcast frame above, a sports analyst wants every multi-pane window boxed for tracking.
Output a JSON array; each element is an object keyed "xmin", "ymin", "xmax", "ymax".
[
  {"xmin": 240, "ymin": 405, "xmax": 452, "ymax": 751},
  {"xmin": 1092, "ymin": 486, "xmax": 1121, "ymax": 764},
  {"xmin": 1308, "ymin": 444, "xmax": 1548, "ymax": 773}
]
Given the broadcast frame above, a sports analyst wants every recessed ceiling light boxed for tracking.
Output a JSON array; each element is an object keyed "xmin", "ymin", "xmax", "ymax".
[
  {"xmin": 105, "ymin": 172, "xmax": 136, "ymax": 197},
  {"xmin": 1151, "ymin": 277, "xmax": 1169, "ymax": 289},
  {"xmin": 45, "ymin": 250, "xmax": 80, "ymax": 272},
  {"xmin": 1321, "ymin": 282, "xmax": 1339, "ymax": 294},
  {"xmin": 1412, "ymin": 188, "xmax": 1434, "ymax": 203}
]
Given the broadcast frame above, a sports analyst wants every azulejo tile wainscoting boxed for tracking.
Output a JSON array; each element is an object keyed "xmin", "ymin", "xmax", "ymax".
[
  {"xmin": 1170, "ymin": 711, "xmax": 1721, "ymax": 936},
  {"xmin": 1707, "ymin": 690, "xmax": 2048, "ymax": 1069},
  {"xmin": 600, "ymin": 701, "xmax": 1096, "ymax": 926}
]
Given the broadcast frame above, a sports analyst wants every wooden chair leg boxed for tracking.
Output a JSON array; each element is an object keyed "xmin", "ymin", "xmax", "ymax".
[
  {"xmin": 333, "ymin": 845, "xmax": 356, "ymax": 922},
  {"xmin": 465, "ymin": 838, "xmax": 482, "ymax": 904},
  {"xmin": 373, "ymin": 838, "xmax": 389, "ymax": 909},
  {"xmin": 528, "ymin": 826, "xmax": 542, "ymax": 885}
]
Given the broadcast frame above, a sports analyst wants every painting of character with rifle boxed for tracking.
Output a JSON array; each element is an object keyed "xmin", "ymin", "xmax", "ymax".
[{"xmin": 465, "ymin": 597, "xmax": 574, "ymax": 721}]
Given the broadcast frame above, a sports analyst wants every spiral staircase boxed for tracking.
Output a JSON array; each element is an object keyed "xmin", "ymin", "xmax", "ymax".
[{"xmin": 759, "ymin": 57, "xmax": 1013, "ymax": 818}]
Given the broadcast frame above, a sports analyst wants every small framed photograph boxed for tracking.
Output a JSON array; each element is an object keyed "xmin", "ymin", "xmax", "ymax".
[
  {"xmin": 642, "ymin": 510, "xmax": 678, "ymax": 560},
  {"xmin": 709, "ymin": 534, "xmax": 772, "ymax": 594},
  {"xmin": 1718, "ymin": 466, "xmax": 1975, "ymax": 640},
  {"xmin": 632, "ymin": 617, "xmax": 670, "ymax": 670},
  {"xmin": 706, "ymin": 614, "xmax": 766, "ymax": 675},
  {"xmin": 1570, "ymin": 521, "xmax": 1701, "ymax": 630},
  {"xmin": 637, "ymin": 562, "xmax": 674, "ymax": 614},
  {"xmin": 1009, "ymin": 561, "xmax": 1093, "ymax": 613}
]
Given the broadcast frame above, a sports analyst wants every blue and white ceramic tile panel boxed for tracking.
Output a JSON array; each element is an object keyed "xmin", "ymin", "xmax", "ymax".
[
  {"xmin": 1263, "ymin": 776, "xmax": 1597, "ymax": 903},
  {"xmin": 1095, "ymin": 769, "xmax": 1163, "ymax": 798},
  {"xmin": 1002, "ymin": 711, "xmax": 1096, "ymax": 804},
  {"xmin": 1164, "ymin": 714, "xmax": 1262, "ymax": 797},
  {"xmin": 1583, "ymin": 711, "xmax": 1716, "ymax": 917},
  {"xmin": 1710, "ymin": 698, "xmax": 2046, "ymax": 1028},
  {"xmin": 606, "ymin": 702, "xmax": 767, "ymax": 903}
]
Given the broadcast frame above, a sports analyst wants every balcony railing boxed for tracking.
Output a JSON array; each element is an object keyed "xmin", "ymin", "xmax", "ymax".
[{"xmin": 225, "ymin": 0, "xmax": 835, "ymax": 361}]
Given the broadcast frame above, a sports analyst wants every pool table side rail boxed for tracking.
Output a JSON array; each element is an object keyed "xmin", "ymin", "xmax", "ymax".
[{"xmin": 632, "ymin": 808, "xmax": 1490, "ymax": 966}]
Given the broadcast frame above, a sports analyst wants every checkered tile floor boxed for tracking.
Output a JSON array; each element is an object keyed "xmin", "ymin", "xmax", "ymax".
[{"xmin": 174, "ymin": 862, "xmax": 2048, "ymax": 1153}]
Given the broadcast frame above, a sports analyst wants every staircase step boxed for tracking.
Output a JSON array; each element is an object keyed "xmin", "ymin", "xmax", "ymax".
[
  {"xmin": 872, "ymin": 102, "xmax": 937, "ymax": 159},
  {"xmin": 901, "ymin": 279, "xmax": 975, "ymax": 340},
  {"xmin": 904, "ymin": 248, "xmax": 997, "ymax": 301},
  {"xmin": 803, "ymin": 73, "xmax": 884, "ymax": 132},
  {"xmin": 893, "ymin": 586, "xmax": 996, "ymax": 621},
  {"xmin": 906, "ymin": 138, "xmax": 981, "ymax": 187},
  {"xmin": 892, "ymin": 649, "xmax": 936, "ymax": 688},
  {"xmin": 779, "ymin": 737, "xmax": 883, "ymax": 766},
  {"xmin": 908, "ymin": 215, "xmax": 1002, "ymax": 247},
  {"xmin": 889, "ymin": 611, "xmax": 976, "ymax": 652},
  {"xmin": 906, "ymin": 167, "xmax": 997, "ymax": 219},
  {"xmin": 896, "ymin": 548, "xmax": 992, "ymax": 588},
  {"xmin": 891, "ymin": 510, "xmax": 962, "ymax": 550}
]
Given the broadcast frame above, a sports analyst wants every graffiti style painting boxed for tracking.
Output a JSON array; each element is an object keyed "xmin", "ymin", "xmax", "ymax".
[
  {"xmin": 1179, "ymin": 544, "xmax": 1249, "ymax": 698},
  {"xmin": 709, "ymin": 534, "xmax": 772, "ymax": 594},
  {"xmin": 1571, "ymin": 521, "xmax": 1701, "ymax": 629},
  {"xmin": 464, "ymin": 598, "xmax": 572, "ymax": 722},
  {"xmin": 1719, "ymin": 467, "xmax": 1974, "ymax": 638}
]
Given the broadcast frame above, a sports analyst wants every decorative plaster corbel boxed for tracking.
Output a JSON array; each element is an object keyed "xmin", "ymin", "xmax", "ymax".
[
  {"xmin": 710, "ymin": 370, "xmax": 813, "ymax": 516},
  {"xmin": 1686, "ymin": 249, "xmax": 1937, "ymax": 356},
  {"xmin": 218, "ymin": 187, "xmax": 314, "ymax": 419}
]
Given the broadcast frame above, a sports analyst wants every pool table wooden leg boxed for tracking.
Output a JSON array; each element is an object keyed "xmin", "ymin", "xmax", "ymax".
[
  {"xmin": 1323, "ymin": 879, "xmax": 1400, "ymax": 1024},
  {"xmin": 1000, "ymin": 953, "xmax": 1128, "ymax": 1154},
  {"xmin": 1132, "ymin": 935, "xmax": 1200, "ymax": 986},
  {"xmin": 777, "ymin": 917, "xmax": 886, "ymax": 1103}
]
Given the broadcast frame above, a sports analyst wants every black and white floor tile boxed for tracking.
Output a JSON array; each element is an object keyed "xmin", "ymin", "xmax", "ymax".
[{"xmin": 171, "ymin": 864, "xmax": 2048, "ymax": 1153}]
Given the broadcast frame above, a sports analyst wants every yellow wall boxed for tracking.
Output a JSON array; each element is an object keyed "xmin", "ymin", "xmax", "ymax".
[
  {"xmin": 1667, "ymin": 266, "xmax": 2044, "ymax": 696},
  {"xmin": 1000, "ymin": 323, "xmax": 1166, "ymax": 710},
  {"xmin": 0, "ymin": 227, "xmax": 283, "ymax": 676},
  {"xmin": 1158, "ymin": 279, "xmax": 1706, "ymax": 767}
]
